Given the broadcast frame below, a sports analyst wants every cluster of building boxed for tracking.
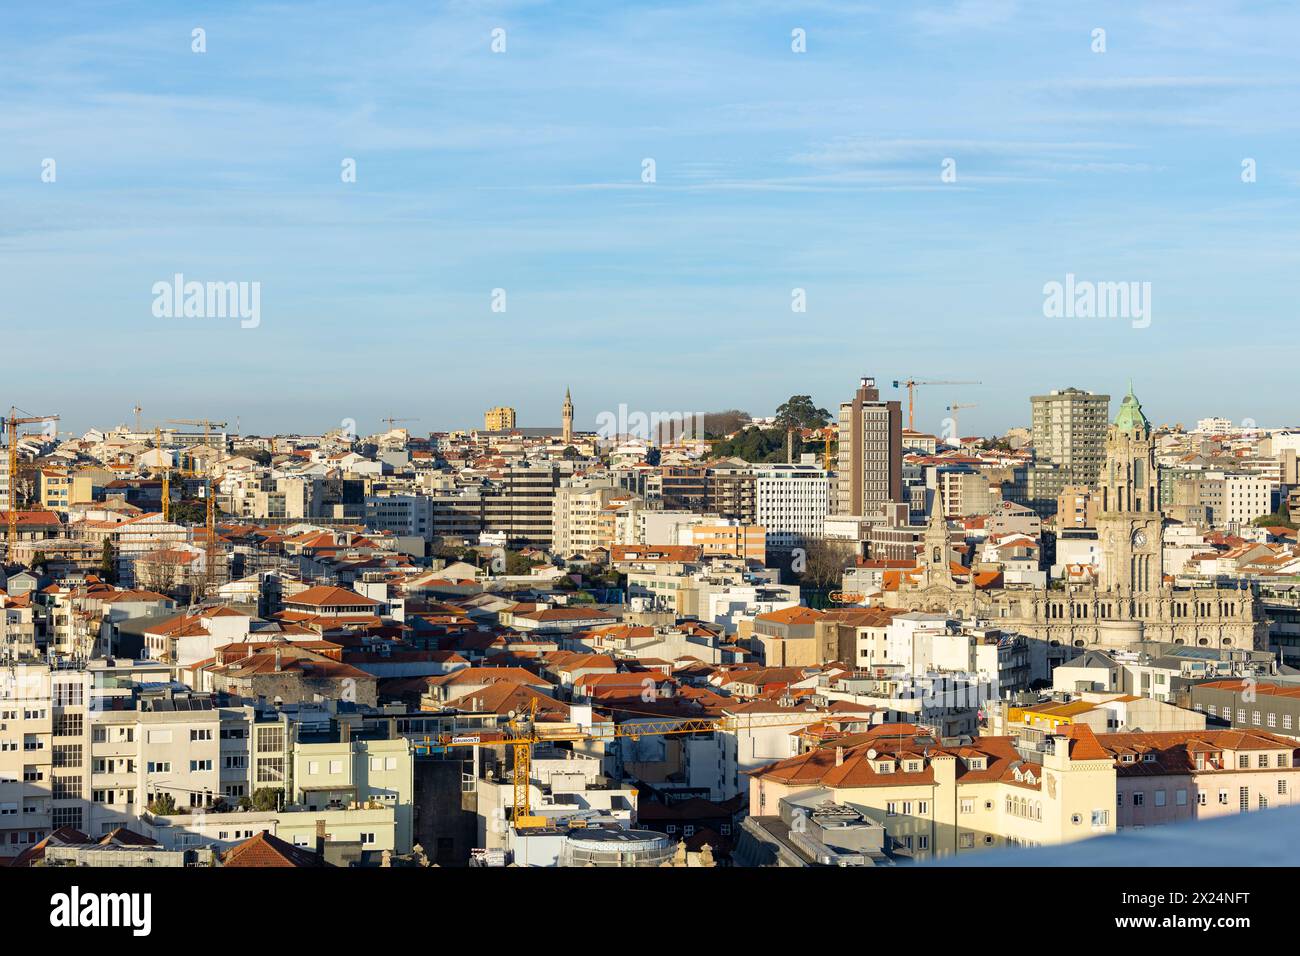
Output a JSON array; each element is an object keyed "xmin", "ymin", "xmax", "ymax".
[{"xmin": 4, "ymin": 378, "xmax": 1300, "ymax": 867}]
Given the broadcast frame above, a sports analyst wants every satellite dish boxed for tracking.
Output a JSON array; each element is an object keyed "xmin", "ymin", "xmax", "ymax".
[
  {"xmin": 866, "ymin": 748, "xmax": 878, "ymax": 760},
  {"xmin": 507, "ymin": 710, "xmax": 517, "ymax": 720}
]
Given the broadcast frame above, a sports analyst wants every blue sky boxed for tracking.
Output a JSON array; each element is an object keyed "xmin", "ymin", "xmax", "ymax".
[{"xmin": 2, "ymin": 0, "xmax": 1298, "ymax": 438}]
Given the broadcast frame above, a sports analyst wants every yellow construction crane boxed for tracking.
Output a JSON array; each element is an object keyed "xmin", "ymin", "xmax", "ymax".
[
  {"xmin": 153, "ymin": 426, "xmax": 172, "ymax": 521},
  {"xmin": 4, "ymin": 407, "xmax": 59, "ymax": 550},
  {"xmin": 380, "ymin": 416, "xmax": 418, "ymax": 431},
  {"xmin": 892, "ymin": 379, "xmax": 982, "ymax": 432},
  {"xmin": 417, "ymin": 700, "xmax": 817, "ymax": 829}
]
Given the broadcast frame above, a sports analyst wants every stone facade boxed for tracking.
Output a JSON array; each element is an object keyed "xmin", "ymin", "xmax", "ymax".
[{"xmin": 882, "ymin": 386, "xmax": 1266, "ymax": 653}]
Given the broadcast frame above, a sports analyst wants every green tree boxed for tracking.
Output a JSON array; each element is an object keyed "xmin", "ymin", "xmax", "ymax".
[
  {"xmin": 239, "ymin": 788, "xmax": 281, "ymax": 812},
  {"xmin": 30, "ymin": 550, "xmax": 47, "ymax": 573},
  {"xmin": 773, "ymin": 395, "xmax": 831, "ymax": 430},
  {"xmin": 98, "ymin": 539, "xmax": 118, "ymax": 584},
  {"xmin": 505, "ymin": 550, "xmax": 535, "ymax": 575},
  {"xmin": 147, "ymin": 792, "xmax": 179, "ymax": 815}
]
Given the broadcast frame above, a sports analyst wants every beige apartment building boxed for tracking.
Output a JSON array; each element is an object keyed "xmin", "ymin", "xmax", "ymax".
[
  {"xmin": 680, "ymin": 522, "xmax": 766, "ymax": 563},
  {"xmin": 40, "ymin": 468, "xmax": 112, "ymax": 512},
  {"xmin": 552, "ymin": 479, "xmax": 623, "ymax": 558},
  {"xmin": 1108, "ymin": 729, "xmax": 1300, "ymax": 830},
  {"xmin": 750, "ymin": 724, "xmax": 1117, "ymax": 860}
]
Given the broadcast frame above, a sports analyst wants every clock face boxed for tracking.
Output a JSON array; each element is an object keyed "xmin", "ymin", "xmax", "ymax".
[{"xmin": 1133, "ymin": 531, "xmax": 1148, "ymax": 547}]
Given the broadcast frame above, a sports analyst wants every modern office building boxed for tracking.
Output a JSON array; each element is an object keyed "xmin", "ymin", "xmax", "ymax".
[{"xmin": 834, "ymin": 377, "xmax": 903, "ymax": 517}]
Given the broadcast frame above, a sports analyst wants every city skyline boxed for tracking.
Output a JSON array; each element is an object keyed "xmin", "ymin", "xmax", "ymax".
[
  {"xmin": 4, "ymin": 0, "xmax": 1299, "ymax": 435},
  {"xmin": 14, "ymin": 378, "xmax": 1293, "ymax": 440}
]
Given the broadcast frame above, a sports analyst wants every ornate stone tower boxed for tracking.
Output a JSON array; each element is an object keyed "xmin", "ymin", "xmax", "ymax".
[
  {"xmin": 1097, "ymin": 384, "xmax": 1163, "ymax": 594},
  {"xmin": 562, "ymin": 387, "xmax": 574, "ymax": 444}
]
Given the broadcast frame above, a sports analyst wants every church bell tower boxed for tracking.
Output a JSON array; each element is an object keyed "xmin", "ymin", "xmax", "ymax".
[{"xmin": 1097, "ymin": 384, "xmax": 1163, "ymax": 594}]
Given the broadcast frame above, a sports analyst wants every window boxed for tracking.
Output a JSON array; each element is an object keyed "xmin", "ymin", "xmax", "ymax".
[
  {"xmin": 960, "ymin": 799, "xmax": 974, "ymax": 814},
  {"xmin": 959, "ymin": 833, "xmax": 974, "ymax": 849},
  {"xmin": 1239, "ymin": 788, "xmax": 1249, "ymax": 812},
  {"xmin": 1280, "ymin": 780, "xmax": 1288, "ymax": 796},
  {"xmin": 52, "ymin": 683, "xmax": 83, "ymax": 707},
  {"xmin": 1238, "ymin": 754, "xmax": 1250, "ymax": 769},
  {"xmin": 1199, "ymin": 793, "xmax": 1207, "ymax": 806},
  {"xmin": 1176, "ymin": 789, "xmax": 1187, "ymax": 806},
  {"xmin": 886, "ymin": 802, "xmax": 897, "ymax": 816},
  {"xmin": 917, "ymin": 801, "xmax": 929, "ymax": 815},
  {"xmin": 1154, "ymin": 790, "xmax": 1166, "ymax": 807},
  {"xmin": 190, "ymin": 760, "xmax": 212, "ymax": 772},
  {"xmin": 190, "ymin": 728, "xmax": 213, "ymax": 741},
  {"xmin": 147, "ymin": 761, "xmax": 171, "ymax": 774},
  {"xmin": 917, "ymin": 835, "xmax": 929, "ymax": 850},
  {"xmin": 1133, "ymin": 792, "xmax": 1144, "ymax": 807},
  {"xmin": 52, "ymin": 776, "xmax": 81, "ymax": 800},
  {"xmin": 385, "ymin": 757, "xmax": 398, "ymax": 770},
  {"xmin": 53, "ymin": 714, "xmax": 82, "ymax": 737},
  {"xmin": 329, "ymin": 760, "xmax": 343, "ymax": 775},
  {"xmin": 307, "ymin": 761, "xmax": 320, "ymax": 775},
  {"xmin": 1259, "ymin": 754, "xmax": 1270, "ymax": 769},
  {"xmin": 1091, "ymin": 810, "xmax": 1108, "ymax": 827},
  {"xmin": 52, "ymin": 807, "xmax": 82, "ymax": 829},
  {"xmin": 1218, "ymin": 790, "xmax": 1228, "ymax": 805},
  {"xmin": 360, "ymin": 833, "xmax": 376, "ymax": 845}
]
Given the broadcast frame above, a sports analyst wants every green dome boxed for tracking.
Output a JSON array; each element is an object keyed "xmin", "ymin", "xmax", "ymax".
[{"xmin": 1113, "ymin": 381, "xmax": 1150, "ymax": 434}]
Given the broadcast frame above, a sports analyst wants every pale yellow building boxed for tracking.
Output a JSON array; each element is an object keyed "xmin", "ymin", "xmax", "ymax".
[{"xmin": 485, "ymin": 406, "xmax": 517, "ymax": 431}]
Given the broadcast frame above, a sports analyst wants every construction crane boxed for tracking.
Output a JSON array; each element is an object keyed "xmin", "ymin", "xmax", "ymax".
[
  {"xmin": 166, "ymin": 419, "xmax": 227, "ymax": 600},
  {"xmin": 416, "ymin": 700, "xmax": 819, "ymax": 829},
  {"xmin": 4, "ymin": 408, "xmax": 59, "ymax": 551},
  {"xmin": 891, "ymin": 380, "xmax": 982, "ymax": 432},
  {"xmin": 380, "ymin": 416, "xmax": 418, "ymax": 431},
  {"xmin": 153, "ymin": 426, "xmax": 172, "ymax": 521},
  {"xmin": 946, "ymin": 403, "xmax": 978, "ymax": 445},
  {"xmin": 132, "ymin": 404, "xmax": 143, "ymax": 433}
]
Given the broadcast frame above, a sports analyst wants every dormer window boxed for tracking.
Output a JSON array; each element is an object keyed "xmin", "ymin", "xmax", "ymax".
[
  {"xmin": 876, "ymin": 760, "xmax": 895, "ymax": 774},
  {"xmin": 906, "ymin": 761, "xmax": 921, "ymax": 773},
  {"xmin": 965, "ymin": 757, "xmax": 986, "ymax": 771},
  {"xmin": 1142, "ymin": 753, "xmax": 1157, "ymax": 764}
]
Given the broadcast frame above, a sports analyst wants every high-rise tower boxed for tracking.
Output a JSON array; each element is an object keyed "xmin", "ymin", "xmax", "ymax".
[
  {"xmin": 562, "ymin": 387, "xmax": 574, "ymax": 444},
  {"xmin": 834, "ymin": 376, "xmax": 902, "ymax": 516}
]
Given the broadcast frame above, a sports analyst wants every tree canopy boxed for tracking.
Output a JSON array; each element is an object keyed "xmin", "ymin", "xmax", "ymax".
[{"xmin": 773, "ymin": 395, "xmax": 831, "ymax": 430}]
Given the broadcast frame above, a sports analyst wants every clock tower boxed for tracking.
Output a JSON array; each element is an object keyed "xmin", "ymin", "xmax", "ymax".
[{"xmin": 1097, "ymin": 383, "xmax": 1162, "ymax": 594}]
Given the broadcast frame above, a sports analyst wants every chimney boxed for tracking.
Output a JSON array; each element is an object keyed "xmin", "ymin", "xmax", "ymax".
[
  {"xmin": 315, "ymin": 819, "xmax": 326, "ymax": 857},
  {"xmin": 835, "ymin": 746, "xmax": 844, "ymax": 767},
  {"xmin": 274, "ymin": 646, "xmax": 282, "ymax": 672}
]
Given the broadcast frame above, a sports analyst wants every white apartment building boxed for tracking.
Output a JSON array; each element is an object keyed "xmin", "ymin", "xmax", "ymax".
[
  {"xmin": 1223, "ymin": 475, "xmax": 1274, "ymax": 529},
  {"xmin": 365, "ymin": 493, "xmax": 433, "ymax": 541},
  {"xmin": 754, "ymin": 462, "xmax": 829, "ymax": 550}
]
